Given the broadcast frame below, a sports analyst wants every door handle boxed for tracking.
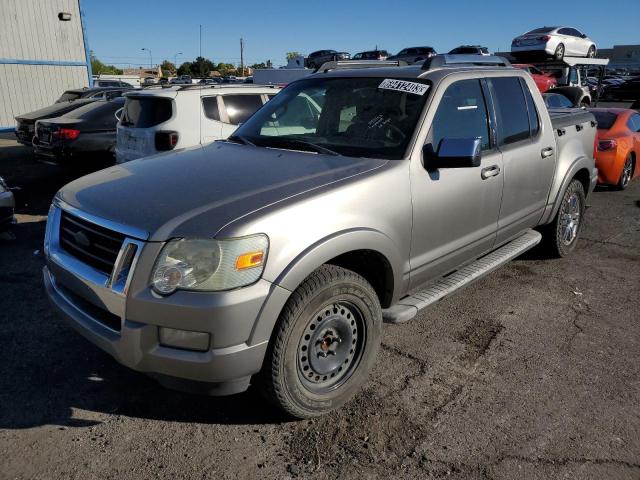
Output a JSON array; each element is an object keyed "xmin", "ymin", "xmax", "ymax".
[
  {"xmin": 481, "ymin": 165, "xmax": 500, "ymax": 179},
  {"xmin": 541, "ymin": 147, "xmax": 554, "ymax": 158}
]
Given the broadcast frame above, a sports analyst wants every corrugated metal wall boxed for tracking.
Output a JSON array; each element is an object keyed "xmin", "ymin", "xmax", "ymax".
[{"xmin": 0, "ymin": 0, "xmax": 90, "ymax": 128}]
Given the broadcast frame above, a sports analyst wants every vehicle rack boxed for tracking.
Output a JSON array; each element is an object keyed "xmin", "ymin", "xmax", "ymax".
[
  {"xmin": 315, "ymin": 60, "xmax": 408, "ymax": 73},
  {"xmin": 422, "ymin": 54, "xmax": 511, "ymax": 70}
]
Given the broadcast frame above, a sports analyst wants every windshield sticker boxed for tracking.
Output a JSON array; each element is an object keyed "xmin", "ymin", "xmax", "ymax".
[{"xmin": 378, "ymin": 79, "xmax": 429, "ymax": 96}]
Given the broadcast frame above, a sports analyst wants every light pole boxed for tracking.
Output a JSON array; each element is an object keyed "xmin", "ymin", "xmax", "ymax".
[
  {"xmin": 141, "ymin": 47, "xmax": 152, "ymax": 69},
  {"xmin": 173, "ymin": 52, "xmax": 183, "ymax": 72}
]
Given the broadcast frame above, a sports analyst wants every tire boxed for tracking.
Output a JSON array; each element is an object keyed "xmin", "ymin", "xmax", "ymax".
[
  {"xmin": 587, "ymin": 45, "xmax": 596, "ymax": 58},
  {"xmin": 616, "ymin": 154, "xmax": 634, "ymax": 190},
  {"xmin": 259, "ymin": 264, "xmax": 382, "ymax": 419},
  {"xmin": 554, "ymin": 43, "xmax": 565, "ymax": 60},
  {"xmin": 541, "ymin": 179, "xmax": 586, "ymax": 257}
]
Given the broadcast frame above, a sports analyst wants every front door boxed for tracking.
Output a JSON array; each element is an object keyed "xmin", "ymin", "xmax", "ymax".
[{"xmin": 409, "ymin": 78, "xmax": 504, "ymax": 289}]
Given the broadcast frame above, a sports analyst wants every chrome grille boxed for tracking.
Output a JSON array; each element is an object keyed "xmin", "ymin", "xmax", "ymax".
[{"xmin": 59, "ymin": 211, "xmax": 126, "ymax": 274}]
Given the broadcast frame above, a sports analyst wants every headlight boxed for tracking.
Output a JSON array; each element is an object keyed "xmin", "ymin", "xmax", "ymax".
[{"xmin": 151, "ymin": 234, "xmax": 269, "ymax": 295}]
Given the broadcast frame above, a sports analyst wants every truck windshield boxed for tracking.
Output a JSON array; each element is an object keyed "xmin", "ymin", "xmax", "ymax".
[{"xmin": 234, "ymin": 77, "xmax": 431, "ymax": 159}]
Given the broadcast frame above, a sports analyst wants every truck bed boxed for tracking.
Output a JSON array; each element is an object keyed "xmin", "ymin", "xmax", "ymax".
[{"xmin": 549, "ymin": 108, "xmax": 596, "ymax": 164}]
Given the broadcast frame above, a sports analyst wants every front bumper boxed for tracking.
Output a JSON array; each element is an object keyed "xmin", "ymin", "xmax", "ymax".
[{"xmin": 43, "ymin": 201, "xmax": 290, "ymax": 395}]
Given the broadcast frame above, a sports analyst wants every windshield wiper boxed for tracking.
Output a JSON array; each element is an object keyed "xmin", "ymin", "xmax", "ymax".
[
  {"xmin": 267, "ymin": 138, "xmax": 340, "ymax": 156},
  {"xmin": 227, "ymin": 134, "xmax": 255, "ymax": 146}
]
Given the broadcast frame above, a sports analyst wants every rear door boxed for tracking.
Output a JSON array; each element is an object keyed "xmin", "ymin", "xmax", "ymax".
[
  {"xmin": 409, "ymin": 78, "xmax": 503, "ymax": 288},
  {"xmin": 488, "ymin": 76, "xmax": 556, "ymax": 244}
]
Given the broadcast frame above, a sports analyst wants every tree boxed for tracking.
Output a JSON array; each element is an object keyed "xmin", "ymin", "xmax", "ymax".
[
  {"xmin": 160, "ymin": 60, "xmax": 176, "ymax": 76},
  {"xmin": 215, "ymin": 62, "xmax": 237, "ymax": 77},
  {"xmin": 90, "ymin": 51, "xmax": 123, "ymax": 75},
  {"xmin": 249, "ymin": 62, "xmax": 267, "ymax": 70},
  {"xmin": 191, "ymin": 56, "xmax": 215, "ymax": 77},
  {"xmin": 286, "ymin": 51, "xmax": 302, "ymax": 61},
  {"xmin": 177, "ymin": 61, "xmax": 193, "ymax": 76}
]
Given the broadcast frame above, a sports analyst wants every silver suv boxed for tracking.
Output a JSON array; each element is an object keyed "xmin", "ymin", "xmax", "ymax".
[{"xmin": 44, "ymin": 56, "xmax": 597, "ymax": 418}]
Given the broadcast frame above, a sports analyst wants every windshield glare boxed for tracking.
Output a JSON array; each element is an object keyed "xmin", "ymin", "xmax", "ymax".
[{"xmin": 234, "ymin": 77, "xmax": 431, "ymax": 160}]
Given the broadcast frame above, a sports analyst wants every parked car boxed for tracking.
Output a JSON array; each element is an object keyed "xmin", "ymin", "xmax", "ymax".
[
  {"xmin": 94, "ymin": 79, "xmax": 133, "ymax": 88},
  {"xmin": 115, "ymin": 84, "xmax": 281, "ymax": 163},
  {"xmin": 15, "ymin": 98, "xmax": 100, "ymax": 146},
  {"xmin": 45, "ymin": 56, "xmax": 597, "ymax": 419},
  {"xmin": 513, "ymin": 64, "xmax": 557, "ymax": 92},
  {"xmin": 306, "ymin": 50, "xmax": 350, "ymax": 70},
  {"xmin": 56, "ymin": 86, "xmax": 132, "ymax": 103},
  {"xmin": 448, "ymin": 45, "xmax": 489, "ymax": 55},
  {"xmin": 388, "ymin": 47, "xmax": 436, "ymax": 64},
  {"xmin": 0, "ymin": 176, "xmax": 15, "ymax": 232},
  {"xmin": 511, "ymin": 26, "xmax": 596, "ymax": 60},
  {"xmin": 603, "ymin": 77, "xmax": 640, "ymax": 102},
  {"xmin": 142, "ymin": 77, "xmax": 158, "ymax": 86},
  {"xmin": 351, "ymin": 50, "xmax": 390, "ymax": 61},
  {"xmin": 589, "ymin": 108, "xmax": 640, "ymax": 189},
  {"xmin": 32, "ymin": 97, "xmax": 125, "ymax": 165},
  {"xmin": 170, "ymin": 75, "xmax": 193, "ymax": 85},
  {"xmin": 543, "ymin": 92, "xmax": 575, "ymax": 108}
]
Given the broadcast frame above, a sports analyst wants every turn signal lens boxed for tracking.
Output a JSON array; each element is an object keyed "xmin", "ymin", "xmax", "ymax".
[
  {"xmin": 598, "ymin": 139, "xmax": 617, "ymax": 151},
  {"xmin": 236, "ymin": 251, "xmax": 265, "ymax": 270}
]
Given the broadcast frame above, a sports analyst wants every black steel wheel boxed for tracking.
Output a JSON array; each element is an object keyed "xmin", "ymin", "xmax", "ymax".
[{"xmin": 259, "ymin": 265, "xmax": 382, "ymax": 419}]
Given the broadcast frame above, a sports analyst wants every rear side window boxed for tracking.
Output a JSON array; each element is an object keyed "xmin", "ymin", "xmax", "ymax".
[
  {"xmin": 120, "ymin": 97, "xmax": 172, "ymax": 128},
  {"xmin": 222, "ymin": 95, "xmax": 264, "ymax": 125},
  {"xmin": 490, "ymin": 77, "xmax": 531, "ymax": 145},
  {"xmin": 202, "ymin": 96, "xmax": 220, "ymax": 121},
  {"xmin": 520, "ymin": 78, "xmax": 540, "ymax": 137},
  {"xmin": 627, "ymin": 113, "xmax": 640, "ymax": 132},
  {"xmin": 427, "ymin": 79, "xmax": 491, "ymax": 151}
]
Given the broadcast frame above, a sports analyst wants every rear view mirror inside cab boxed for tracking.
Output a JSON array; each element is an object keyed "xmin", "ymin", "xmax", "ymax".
[{"xmin": 423, "ymin": 137, "xmax": 482, "ymax": 170}]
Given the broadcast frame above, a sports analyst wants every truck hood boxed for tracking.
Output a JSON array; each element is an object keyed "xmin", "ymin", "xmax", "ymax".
[{"xmin": 57, "ymin": 142, "xmax": 387, "ymax": 241}]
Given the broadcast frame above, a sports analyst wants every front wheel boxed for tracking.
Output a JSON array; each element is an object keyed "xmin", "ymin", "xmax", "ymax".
[
  {"xmin": 541, "ymin": 179, "xmax": 586, "ymax": 257},
  {"xmin": 259, "ymin": 265, "xmax": 382, "ymax": 419},
  {"xmin": 587, "ymin": 45, "xmax": 596, "ymax": 58}
]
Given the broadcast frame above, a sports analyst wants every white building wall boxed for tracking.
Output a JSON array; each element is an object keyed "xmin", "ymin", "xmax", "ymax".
[{"xmin": 0, "ymin": 0, "xmax": 90, "ymax": 128}]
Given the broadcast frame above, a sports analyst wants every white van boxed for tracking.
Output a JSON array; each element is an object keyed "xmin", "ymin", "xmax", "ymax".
[{"xmin": 115, "ymin": 84, "xmax": 280, "ymax": 163}]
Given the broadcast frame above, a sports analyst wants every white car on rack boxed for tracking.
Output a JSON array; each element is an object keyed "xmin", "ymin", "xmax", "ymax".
[
  {"xmin": 115, "ymin": 84, "xmax": 281, "ymax": 163},
  {"xmin": 511, "ymin": 26, "xmax": 596, "ymax": 60}
]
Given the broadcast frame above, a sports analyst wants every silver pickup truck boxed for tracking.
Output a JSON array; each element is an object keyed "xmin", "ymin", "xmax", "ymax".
[{"xmin": 43, "ymin": 55, "xmax": 597, "ymax": 419}]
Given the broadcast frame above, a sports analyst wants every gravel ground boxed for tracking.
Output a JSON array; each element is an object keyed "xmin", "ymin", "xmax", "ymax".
[{"xmin": 0, "ymin": 133, "xmax": 639, "ymax": 480}]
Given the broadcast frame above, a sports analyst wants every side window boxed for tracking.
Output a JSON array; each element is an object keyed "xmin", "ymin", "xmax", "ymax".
[
  {"xmin": 202, "ymin": 96, "xmax": 220, "ymax": 121},
  {"xmin": 427, "ymin": 79, "xmax": 491, "ymax": 152},
  {"xmin": 558, "ymin": 28, "xmax": 571, "ymax": 35},
  {"xmin": 489, "ymin": 77, "xmax": 531, "ymax": 145},
  {"xmin": 397, "ymin": 49, "xmax": 407, "ymax": 56},
  {"xmin": 629, "ymin": 114, "xmax": 640, "ymax": 133},
  {"xmin": 222, "ymin": 95, "xmax": 264, "ymax": 125},
  {"xmin": 520, "ymin": 78, "xmax": 540, "ymax": 137}
]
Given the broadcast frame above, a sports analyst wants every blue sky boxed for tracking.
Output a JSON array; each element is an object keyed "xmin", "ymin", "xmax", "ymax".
[{"xmin": 83, "ymin": 0, "xmax": 639, "ymax": 68}]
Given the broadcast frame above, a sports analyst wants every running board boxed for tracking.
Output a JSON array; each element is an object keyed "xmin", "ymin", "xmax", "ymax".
[{"xmin": 383, "ymin": 230, "xmax": 542, "ymax": 324}]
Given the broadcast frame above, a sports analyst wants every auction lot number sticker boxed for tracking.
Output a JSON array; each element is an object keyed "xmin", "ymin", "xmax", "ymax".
[{"xmin": 378, "ymin": 79, "xmax": 429, "ymax": 96}]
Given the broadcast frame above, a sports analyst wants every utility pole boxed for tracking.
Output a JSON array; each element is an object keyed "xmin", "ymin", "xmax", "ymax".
[
  {"xmin": 240, "ymin": 38, "xmax": 244, "ymax": 77},
  {"xmin": 199, "ymin": 25, "xmax": 202, "ymax": 58}
]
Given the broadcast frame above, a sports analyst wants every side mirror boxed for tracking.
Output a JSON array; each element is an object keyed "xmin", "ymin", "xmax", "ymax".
[{"xmin": 423, "ymin": 137, "xmax": 482, "ymax": 170}]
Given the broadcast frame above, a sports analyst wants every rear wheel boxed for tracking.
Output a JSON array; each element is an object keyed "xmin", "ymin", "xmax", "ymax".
[
  {"xmin": 541, "ymin": 179, "xmax": 586, "ymax": 257},
  {"xmin": 259, "ymin": 265, "xmax": 382, "ymax": 419},
  {"xmin": 554, "ymin": 43, "xmax": 565, "ymax": 60},
  {"xmin": 587, "ymin": 45, "xmax": 596, "ymax": 58},
  {"xmin": 616, "ymin": 154, "xmax": 634, "ymax": 190}
]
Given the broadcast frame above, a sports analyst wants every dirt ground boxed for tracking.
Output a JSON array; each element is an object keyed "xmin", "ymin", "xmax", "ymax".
[{"xmin": 0, "ymin": 132, "xmax": 639, "ymax": 480}]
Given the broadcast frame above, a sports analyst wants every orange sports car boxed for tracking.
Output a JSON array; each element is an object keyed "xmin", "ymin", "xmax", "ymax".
[{"xmin": 590, "ymin": 108, "xmax": 640, "ymax": 190}]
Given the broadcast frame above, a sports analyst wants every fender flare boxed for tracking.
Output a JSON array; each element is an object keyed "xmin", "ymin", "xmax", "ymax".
[
  {"xmin": 542, "ymin": 156, "xmax": 594, "ymax": 224},
  {"xmin": 248, "ymin": 228, "xmax": 405, "ymax": 346},
  {"xmin": 274, "ymin": 228, "xmax": 404, "ymax": 297}
]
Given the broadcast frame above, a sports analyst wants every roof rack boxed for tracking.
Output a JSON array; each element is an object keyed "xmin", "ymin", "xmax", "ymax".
[
  {"xmin": 315, "ymin": 60, "xmax": 409, "ymax": 73},
  {"xmin": 177, "ymin": 83, "xmax": 279, "ymax": 91},
  {"xmin": 422, "ymin": 54, "xmax": 511, "ymax": 70}
]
